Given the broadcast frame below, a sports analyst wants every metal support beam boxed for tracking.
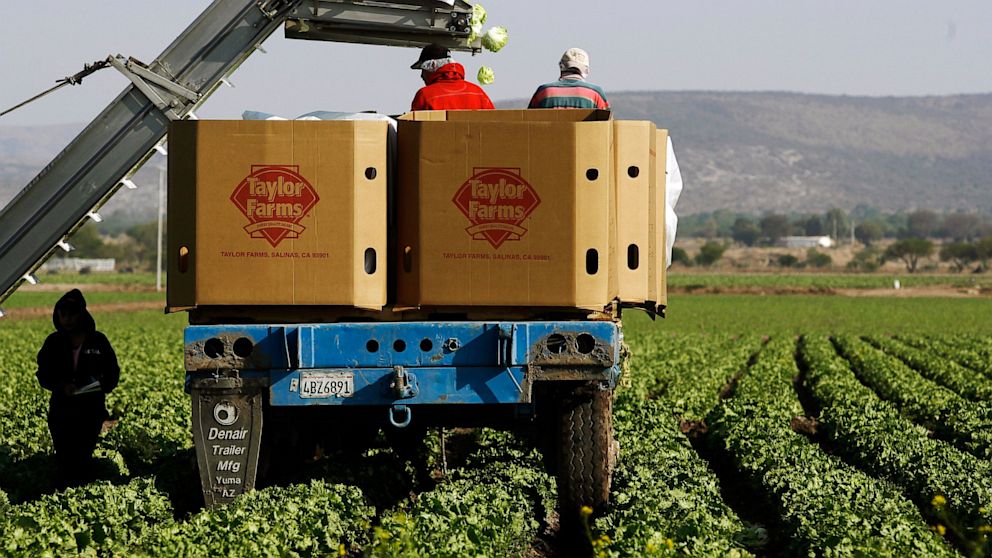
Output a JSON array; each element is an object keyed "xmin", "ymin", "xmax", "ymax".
[
  {"xmin": 0, "ymin": 0, "xmax": 303, "ymax": 304},
  {"xmin": 285, "ymin": 0, "xmax": 478, "ymax": 51}
]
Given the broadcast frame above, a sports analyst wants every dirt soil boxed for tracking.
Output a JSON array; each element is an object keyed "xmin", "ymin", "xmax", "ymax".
[
  {"xmin": 18, "ymin": 282, "xmax": 158, "ymax": 293},
  {"xmin": 7, "ymin": 282, "xmax": 985, "ymax": 322},
  {"xmin": 4, "ymin": 301, "xmax": 164, "ymax": 320},
  {"xmin": 669, "ymin": 285, "xmax": 988, "ymax": 298}
]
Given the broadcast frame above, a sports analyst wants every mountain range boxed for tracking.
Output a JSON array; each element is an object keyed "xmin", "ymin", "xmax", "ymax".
[{"xmin": 2, "ymin": 91, "xmax": 990, "ymax": 224}]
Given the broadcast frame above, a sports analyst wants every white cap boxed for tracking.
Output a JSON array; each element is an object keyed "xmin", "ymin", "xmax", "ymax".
[{"xmin": 560, "ymin": 47, "xmax": 590, "ymax": 74}]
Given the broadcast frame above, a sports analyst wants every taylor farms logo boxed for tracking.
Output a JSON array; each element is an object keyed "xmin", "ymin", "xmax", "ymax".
[
  {"xmin": 230, "ymin": 165, "xmax": 319, "ymax": 247},
  {"xmin": 452, "ymin": 168, "xmax": 541, "ymax": 249}
]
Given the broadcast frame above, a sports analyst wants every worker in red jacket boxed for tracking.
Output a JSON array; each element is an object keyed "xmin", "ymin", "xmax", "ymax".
[{"xmin": 410, "ymin": 43, "xmax": 494, "ymax": 111}]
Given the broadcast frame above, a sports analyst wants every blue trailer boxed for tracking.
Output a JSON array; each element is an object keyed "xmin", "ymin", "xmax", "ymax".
[{"xmin": 185, "ymin": 319, "xmax": 622, "ymax": 517}]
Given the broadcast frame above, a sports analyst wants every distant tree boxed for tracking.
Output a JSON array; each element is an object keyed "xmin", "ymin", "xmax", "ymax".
[
  {"xmin": 671, "ymin": 247, "xmax": 692, "ymax": 266},
  {"xmin": 824, "ymin": 208, "xmax": 848, "ymax": 240},
  {"xmin": 804, "ymin": 216, "xmax": 825, "ymax": 236},
  {"xmin": 695, "ymin": 241, "xmax": 726, "ymax": 267},
  {"xmin": 68, "ymin": 223, "xmax": 109, "ymax": 258},
  {"xmin": 701, "ymin": 217, "xmax": 719, "ymax": 239},
  {"xmin": 806, "ymin": 249, "xmax": 833, "ymax": 268},
  {"xmin": 906, "ymin": 209, "xmax": 940, "ymax": 238},
  {"xmin": 850, "ymin": 204, "xmax": 881, "ymax": 221},
  {"xmin": 883, "ymin": 238, "xmax": 934, "ymax": 273},
  {"xmin": 776, "ymin": 254, "xmax": 799, "ymax": 268},
  {"xmin": 854, "ymin": 221, "xmax": 883, "ymax": 246},
  {"xmin": 939, "ymin": 242, "xmax": 978, "ymax": 273},
  {"xmin": 760, "ymin": 214, "xmax": 791, "ymax": 244},
  {"xmin": 939, "ymin": 213, "xmax": 981, "ymax": 241},
  {"xmin": 710, "ymin": 209, "xmax": 737, "ymax": 238},
  {"xmin": 976, "ymin": 237, "xmax": 992, "ymax": 271},
  {"xmin": 847, "ymin": 247, "xmax": 882, "ymax": 272},
  {"xmin": 731, "ymin": 217, "xmax": 761, "ymax": 246},
  {"xmin": 122, "ymin": 221, "xmax": 165, "ymax": 270}
]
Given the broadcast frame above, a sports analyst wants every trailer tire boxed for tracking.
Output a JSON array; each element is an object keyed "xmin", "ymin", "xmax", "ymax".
[{"xmin": 556, "ymin": 384, "xmax": 616, "ymax": 527}]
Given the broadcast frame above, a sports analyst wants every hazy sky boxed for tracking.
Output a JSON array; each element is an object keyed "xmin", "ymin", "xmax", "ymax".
[{"xmin": 1, "ymin": 1, "xmax": 990, "ymax": 126}]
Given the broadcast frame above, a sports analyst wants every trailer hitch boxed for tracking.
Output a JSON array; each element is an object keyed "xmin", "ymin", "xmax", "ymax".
[{"xmin": 388, "ymin": 366, "xmax": 419, "ymax": 400}]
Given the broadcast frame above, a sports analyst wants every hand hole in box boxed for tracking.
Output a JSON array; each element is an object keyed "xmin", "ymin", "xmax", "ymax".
[
  {"xmin": 178, "ymin": 246, "xmax": 189, "ymax": 273},
  {"xmin": 364, "ymin": 248, "xmax": 377, "ymax": 274},
  {"xmin": 586, "ymin": 249, "xmax": 599, "ymax": 275},
  {"xmin": 627, "ymin": 244, "xmax": 639, "ymax": 270}
]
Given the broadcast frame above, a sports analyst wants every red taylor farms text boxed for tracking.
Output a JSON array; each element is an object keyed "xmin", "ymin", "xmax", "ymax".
[
  {"xmin": 453, "ymin": 168, "xmax": 541, "ymax": 250},
  {"xmin": 230, "ymin": 165, "xmax": 319, "ymax": 247}
]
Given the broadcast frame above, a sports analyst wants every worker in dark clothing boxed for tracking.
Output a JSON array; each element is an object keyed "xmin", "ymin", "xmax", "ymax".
[
  {"xmin": 528, "ymin": 48, "xmax": 609, "ymax": 110},
  {"xmin": 36, "ymin": 289, "xmax": 119, "ymax": 486},
  {"xmin": 411, "ymin": 43, "xmax": 494, "ymax": 111}
]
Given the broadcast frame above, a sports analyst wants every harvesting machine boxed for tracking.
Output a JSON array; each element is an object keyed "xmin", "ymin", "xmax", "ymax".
[{"xmin": 0, "ymin": 0, "xmax": 659, "ymax": 527}]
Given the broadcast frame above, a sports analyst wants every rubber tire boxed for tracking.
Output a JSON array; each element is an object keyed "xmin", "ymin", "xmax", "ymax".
[{"xmin": 556, "ymin": 384, "xmax": 616, "ymax": 526}]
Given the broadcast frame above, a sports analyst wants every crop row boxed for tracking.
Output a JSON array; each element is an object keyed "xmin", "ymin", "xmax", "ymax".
[
  {"xmin": 799, "ymin": 336, "xmax": 992, "ymax": 532},
  {"xmin": 622, "ymin": 329, "xmax": 762, "ymax": 420},
  {"xmin": 369, "ymin": 429, "xmax": 552, "ymax": 558},
  {"xmin": 0, "ymin": 426, "xmax": 552, "ymax": 557},
  {"xmin": 833, "ymin": 335, "xmax": 992, "ymax": 459},
  {"xmin": 899, "ymin": 334, "xmax": 992, "ymax": 381},
  {"xmin": 0, "ymin": 475, "xmax": 375, "ymax": 556},
  {"xmin": 597, "ymin": 333, "xmax": 757, "ymax": 557},
  {"xmin": 706, "ymin": 337, "xmax": 952, "ymax": 556},
  {"xmin": 866, "ymin": 335, "xmax": 992, "ymax": 401}
]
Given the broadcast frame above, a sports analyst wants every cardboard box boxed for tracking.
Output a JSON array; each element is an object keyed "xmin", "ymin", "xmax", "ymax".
[
  {"xmin": 167, "ymin": 120, "xmax": 388, "ymax": 310},
  {"xmin": 395, "ymin": 110, "xmax": 615, "ymax": 310},
  {"xmin": 613, "ymin": 121, "xmax": 656, "ymax": 306},
  {"xmin": 648, "ymin": 129, "xmax": 669, "ymax": 311}
]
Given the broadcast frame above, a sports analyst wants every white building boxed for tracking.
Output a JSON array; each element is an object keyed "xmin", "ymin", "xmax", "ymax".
[{"xmin": 778, "ymin": 236, "xmax": 834, "ymax": 249}]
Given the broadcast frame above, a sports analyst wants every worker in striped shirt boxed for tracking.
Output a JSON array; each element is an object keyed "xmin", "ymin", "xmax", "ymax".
[{"xmin": 528, "ymin": 48, "xmax": 609, "ymax": 110}]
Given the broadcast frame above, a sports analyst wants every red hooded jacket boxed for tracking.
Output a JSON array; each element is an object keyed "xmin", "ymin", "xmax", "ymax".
[{"xmin": 411, "ymin": 62, "xmax": 495, "ymax": 111}]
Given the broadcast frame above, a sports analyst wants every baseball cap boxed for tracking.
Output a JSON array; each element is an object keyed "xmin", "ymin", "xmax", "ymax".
[
  {"xmin": 560, "ymin": 47, "xmax": 590, "ymax": 72},
  {"xmin": 411, "ymin": 43, "xmax": 451, "ymax": 70}
]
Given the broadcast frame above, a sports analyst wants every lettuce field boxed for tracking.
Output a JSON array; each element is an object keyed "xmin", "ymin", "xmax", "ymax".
[{"xmin": 1, "ymin": 298, "xmax": 991, "ymax": 556}]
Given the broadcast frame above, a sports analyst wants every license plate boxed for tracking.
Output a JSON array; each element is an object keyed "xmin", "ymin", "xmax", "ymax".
[{"xmin": 298, "ymin": 370, "xmax": 354, "ymax": 399}]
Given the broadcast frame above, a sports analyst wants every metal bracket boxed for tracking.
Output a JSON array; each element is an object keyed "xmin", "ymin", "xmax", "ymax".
[
  {"xmin": 257, "ymin": 0, "xmax": 299, "ymax": 20},
  {"xmin": 496, "ymin": 324, "xmax": 522, "ymax": 393},
  {"xmin": 389, "ymin": 366, "xmax": 419, "ymax": 399},
  {"xmin": 496, "ymin": 324, "xmax": 516, "ymax": 367},
  {"xmin": 107, "ymin": 54, "xmax": 200, "ymax": 120}
]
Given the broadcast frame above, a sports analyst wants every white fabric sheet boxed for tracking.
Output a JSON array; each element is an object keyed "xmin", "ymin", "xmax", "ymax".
[{"xmin": 665, "ymin": 136, "xmax": 683, "ymax": 268}]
